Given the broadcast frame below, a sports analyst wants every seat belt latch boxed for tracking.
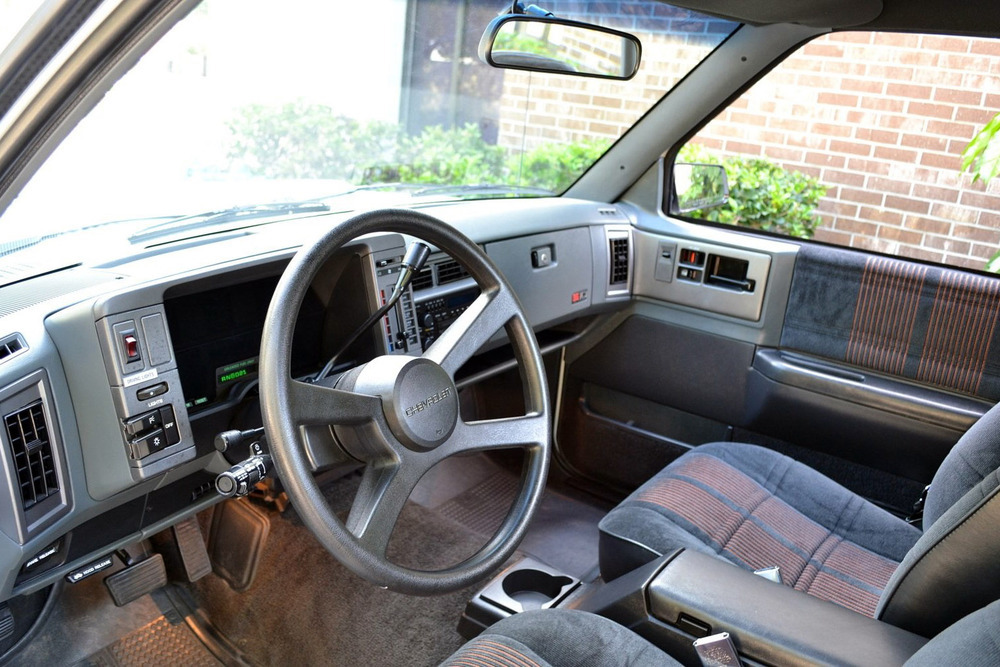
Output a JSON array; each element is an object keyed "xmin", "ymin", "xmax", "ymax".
[
  {"xmin": 906, "ymin": 484, "xmax": 931, "ymax": 525},
  {"xmin": 694, "ymin": 632, "xmax": 742, "ymax": 666}
]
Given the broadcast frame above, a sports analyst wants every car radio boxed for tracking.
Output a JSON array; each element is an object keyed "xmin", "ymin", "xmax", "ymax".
[{"xmin": 415, "ymin": 287, "xmax": 479, "ymax": 350}]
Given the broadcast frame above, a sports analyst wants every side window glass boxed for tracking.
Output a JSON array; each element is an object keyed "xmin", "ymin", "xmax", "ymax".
[{"xmin": 678, "ymin": 32, "xmax": 1000, "ymax": 272}]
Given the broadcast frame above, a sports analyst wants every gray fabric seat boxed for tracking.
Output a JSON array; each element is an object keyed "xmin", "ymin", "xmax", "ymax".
[
  {"xmin": 598, "ymin": 404, "xmax": 1000, "ymax": 636},
  {"xmin": 442, "ymin": 603, "xmax": 1000, "ymax": 666}
]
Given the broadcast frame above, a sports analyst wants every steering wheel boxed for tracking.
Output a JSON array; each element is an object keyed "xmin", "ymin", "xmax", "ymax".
[{"xmin": 258, "ymin": 208, "xmax": 551, "ymax": 595}]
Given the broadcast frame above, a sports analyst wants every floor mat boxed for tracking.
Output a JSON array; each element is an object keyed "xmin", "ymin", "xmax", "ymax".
[
  {"xmin": 79, "ymin": 616, "xmax": 222, "ymax": 667},
  {"xmin": 189, "ymin": 475, "xmax": 500, "ymax": 667},
  {"xmin": 431, "ymin": 463, "xmax": 606, "ymax": 579}
]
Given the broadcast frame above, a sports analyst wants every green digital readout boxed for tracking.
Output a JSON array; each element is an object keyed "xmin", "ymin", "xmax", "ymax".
[{"xmin": 216, "ymin": 356, "xmax": 259, "ymax": 387}]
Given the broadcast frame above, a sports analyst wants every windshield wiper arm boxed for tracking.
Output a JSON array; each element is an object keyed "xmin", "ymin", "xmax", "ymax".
[{"xmin": 128, "ymin": 201, "xmax": 331, "ymax": 244}]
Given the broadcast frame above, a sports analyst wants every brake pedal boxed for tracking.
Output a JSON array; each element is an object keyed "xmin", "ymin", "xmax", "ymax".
[{"xmin": 104, "ymin": 553, "xmax": 167, "ymax": 607}]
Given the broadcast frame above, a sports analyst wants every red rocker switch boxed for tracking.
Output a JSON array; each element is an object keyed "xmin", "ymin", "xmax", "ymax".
[{"xmin": 123, "ymin": 333, "xmax": 141, "ymax": 362}]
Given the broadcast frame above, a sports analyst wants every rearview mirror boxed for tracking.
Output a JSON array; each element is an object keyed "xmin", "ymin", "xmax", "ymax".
[
  {"xmin": 479, "ymin": 15, "xmax": 641, "ymax": 80},
  {"xmin": 673, "ymin": 163, "xmax": 729, "ymax": 213}
]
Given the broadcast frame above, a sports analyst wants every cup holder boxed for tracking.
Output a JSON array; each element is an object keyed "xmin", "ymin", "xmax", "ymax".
[
  {"xmin": 501, "ymin": 569, "xmax": 575, "ymax": 610},
  {"xmin": 474, "ymin": 557, "xmax": 580, "ymax": 616}
]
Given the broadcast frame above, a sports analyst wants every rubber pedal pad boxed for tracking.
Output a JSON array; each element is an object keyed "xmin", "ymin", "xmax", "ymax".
[
  {"xmin": 104, "ymin": 553, "xmax": 167, "ymax": 607},
  {"xmin": 0, "ymin": 604, "xmax": 12, "ymax": 642},
  {"xmin": 172, "ymin": 517, "xmax": 212, "ymax": 582}
]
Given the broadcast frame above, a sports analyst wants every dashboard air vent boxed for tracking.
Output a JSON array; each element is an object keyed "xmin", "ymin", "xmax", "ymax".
[
  {"xmin": 4, "ymin": 400, "xmax": 59, "ymax": 510},
  {"xmin": 410, "ymin": 267, "xmax": 434, "ymax": 292},
  {"xmin": 610, "ymin": 237, "xmax": 630, "ymax": 285},
  {"xmin": 436, "ymin": 260, "xmax": 470, "ymax": 286}
]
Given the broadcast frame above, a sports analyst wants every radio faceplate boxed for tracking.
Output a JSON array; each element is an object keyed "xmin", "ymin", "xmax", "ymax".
[{"xmin": 414, "ymin": 286, "xmax": 479, "ymax": 351}]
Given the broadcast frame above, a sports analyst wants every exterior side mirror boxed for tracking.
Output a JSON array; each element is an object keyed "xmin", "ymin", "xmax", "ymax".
[
  {"xmin": 479, "ymin": 14, "xmax": 641, "ymax": 80},
  {"xmin": 673, "ymin": 163, "xmax": 729, "ymax": 213}
]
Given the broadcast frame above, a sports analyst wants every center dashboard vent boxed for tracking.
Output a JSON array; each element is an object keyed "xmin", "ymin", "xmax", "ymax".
[
  {"xmin": 4, "ymin": 400, "xmax": 58, "ymax": 510},
  {"xmin": 411, "ymin": 257, "xmax": 472, "ymax": 291}
]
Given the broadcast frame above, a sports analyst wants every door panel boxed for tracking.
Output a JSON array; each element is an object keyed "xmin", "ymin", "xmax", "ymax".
[
  {"xmin": 556, "ymin": 225, "xmax": 997, "ymax": 514},
  {"xmin": 782, "ymin": 244, "xmax": 1000, "ymax": 401}
]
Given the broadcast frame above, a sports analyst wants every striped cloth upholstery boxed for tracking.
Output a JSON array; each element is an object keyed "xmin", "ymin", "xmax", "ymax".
[
  {"xmin": 444, "ymin": 637, "xmax": 544, "ymax": 667},
  {"xmin": 599, "ymin": 443, "xmax": 922, "ymax": 617},
  {"xmin": 441, "ymin": 609, "xmax": 678, "ymax": 667}
]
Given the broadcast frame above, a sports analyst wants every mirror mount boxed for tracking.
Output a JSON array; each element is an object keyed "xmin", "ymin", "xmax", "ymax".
[{"xmin": 479, "ymin": 14, "xmax": 641, "ymax": 80}]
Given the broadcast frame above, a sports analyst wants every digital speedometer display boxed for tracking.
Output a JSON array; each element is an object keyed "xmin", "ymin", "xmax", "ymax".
[{"xmin": 165, "ymin": 274, "xmax": 324, "ymax": 414}]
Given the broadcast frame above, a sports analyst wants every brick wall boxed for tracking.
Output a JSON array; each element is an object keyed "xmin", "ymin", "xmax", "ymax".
[
  {"xmin": 495, "ymin": 18, "xmax": 1000, "ymax": 271},
  {"xmin": 690, "ymin": 32, "xmax": 1000, "ymax": 270},
  {"xmin": 497, "ymin": 6, "xmax": 732, "ymax": 151}
]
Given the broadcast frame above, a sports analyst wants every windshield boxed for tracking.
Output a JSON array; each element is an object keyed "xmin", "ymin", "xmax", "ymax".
[{"xmin": 0, "ymin": 0, "xmax": 736, "ymax": 251}]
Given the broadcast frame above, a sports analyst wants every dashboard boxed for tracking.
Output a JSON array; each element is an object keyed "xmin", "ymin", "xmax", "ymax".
[{"xmin": 0, "ymin": 197, "xmax": 642, "ymax": 602}]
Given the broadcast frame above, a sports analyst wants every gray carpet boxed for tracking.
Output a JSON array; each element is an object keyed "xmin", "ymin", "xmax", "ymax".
[
  {"xmin": 10, "ymin": 567, "xmax": 165, "ymax": 666},
  {"xmin": 189, "ymin": 474, "xmax": 500, "ymax": 667},
  {"xmin": 423, "ymin": 459, "xmax": 606, "ymax": 580}
]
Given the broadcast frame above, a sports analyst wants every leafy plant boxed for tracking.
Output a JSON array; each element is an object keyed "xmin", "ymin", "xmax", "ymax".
[
  {"xmin": 226, "ymin": 101, "xmax": 611, "ymax": 194},
  {"xmin": 962, "ymin": 113, "xmax": 1000, "ymax": 272},
  {"xmin": 227, "ymin": 102, "xmax": 402, "ymax": 181},
  {"xmin": 678, "ymin": 144, "xmax": 827, "ymax": 239},
  {"xmin": 361, "ymin": 124, "xmax": 507, "ymax": 186},
  {"xmin": 962, "ymin": 112, "xmax": 1000, "ymax": 184},
  {"xmin": 512, "ymin": 138, "xmax": 611, "ymax": 192}
]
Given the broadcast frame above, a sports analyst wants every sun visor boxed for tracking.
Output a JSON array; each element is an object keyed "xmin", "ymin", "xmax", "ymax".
[{"xmin": 662, "ymin": 0, "xmax": 883, "ymax": 28}]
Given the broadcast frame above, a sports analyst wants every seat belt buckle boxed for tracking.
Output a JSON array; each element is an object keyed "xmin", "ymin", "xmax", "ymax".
[
  {"xmin": 906, "ymin": 484, "xmax": 931, "ymax": 525},
  {"xmin": 693, "ymin": 632, "xmax": 742, "ymax": 666}
]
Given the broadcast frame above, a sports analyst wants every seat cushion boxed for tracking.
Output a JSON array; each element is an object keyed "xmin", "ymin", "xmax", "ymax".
[
  {"xmin": 599, "ymin": 442, "xmax": 921, "ymax": 617},
  {"xmin": 441, "ymin": 609, "xmax": 678, "ymax": 667}
]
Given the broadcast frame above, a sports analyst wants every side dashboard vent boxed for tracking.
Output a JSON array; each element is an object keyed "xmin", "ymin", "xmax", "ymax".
[
  {"xmin": 4, "ymin": 400, "xmax": 58, "ymax": 510},
  {"xmin": 610, "ymin": 237, "xmax": 630, "ymax": 285}
]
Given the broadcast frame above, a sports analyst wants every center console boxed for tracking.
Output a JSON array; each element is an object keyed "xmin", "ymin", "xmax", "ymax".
[{"xmin": 569, "ymin": 549, "xmax": 929, "ymax": 666}]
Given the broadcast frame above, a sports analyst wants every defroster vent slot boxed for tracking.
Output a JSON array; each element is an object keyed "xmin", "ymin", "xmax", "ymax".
[
  {"xmin": 0, "ymin": 334, "xmax": 25, "ymax": 364},
  {"xmin": 4, "ymin": 400, "xmax": 58, "ymax": 510}
]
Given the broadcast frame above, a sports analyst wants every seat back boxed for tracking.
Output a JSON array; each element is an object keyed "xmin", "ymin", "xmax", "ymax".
[
  {"xmin": 876, "ymin": 469, "xmax": 1000, "ymax": 637},
  {"xmin": 922, "ymin": 402, "xmax": 1000, "ymax": 528},
  {"xmin": 904, "ymin": 598, "xmax": 1000, "ymax": 665}
]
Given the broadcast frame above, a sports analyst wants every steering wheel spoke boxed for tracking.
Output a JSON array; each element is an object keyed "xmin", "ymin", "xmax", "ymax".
[
  {"xmin": 423, "ymin": 288, "xmax": 518, "ymax": 377},
  {"xmin": 442, "ymin": 413, "xmax": 548, "ymax": 456},
  {"xmin": 346, "ymin": 459, "xmax": 425, "ymax": 558},
  {"xmin": 288, "ymin": 378, "xmax": 381, "ymax": 426}
]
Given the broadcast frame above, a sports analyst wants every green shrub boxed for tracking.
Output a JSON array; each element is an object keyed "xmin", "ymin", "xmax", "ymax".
[
  {"xmin": 678, "ymin": 144, "xmax": 827, "ymax": 239},
  {"xmin": 227, "ymin": 102, "xmax": 402, "ymax": 181},
  {"xmin": 227, "ymin": 102, "xmax": 611, "ymax": 193},
  {"xmin": 361, "ymin": 124, "xmax": 507, "ymax": 186},
  {"xmin": 511, "ymin": 138, "xmax": 611, "ymax": 192}
]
